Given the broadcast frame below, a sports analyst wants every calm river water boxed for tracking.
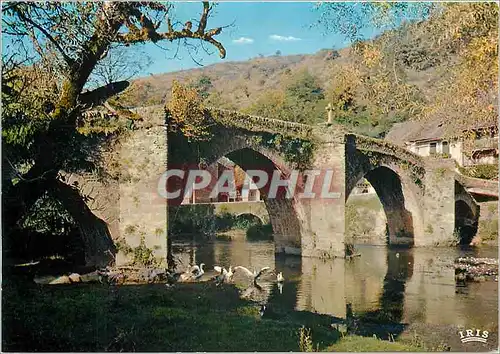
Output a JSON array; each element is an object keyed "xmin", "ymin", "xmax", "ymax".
[{"xmin": 172, "ymin": 240, "xmax": 498, "ymax": 333}]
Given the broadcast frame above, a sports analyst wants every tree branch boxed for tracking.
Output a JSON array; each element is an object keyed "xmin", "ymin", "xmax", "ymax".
[
  {"xmin": 15, "ymin": 7, "xmax": 74, "ymax": 66},
  {"xmin": 196, "ymin": 2, "xmax": 210, "ymax": 35},
  {"xmin": 116, "ymin": 2, "xmax": 226, "ymax": 58}
]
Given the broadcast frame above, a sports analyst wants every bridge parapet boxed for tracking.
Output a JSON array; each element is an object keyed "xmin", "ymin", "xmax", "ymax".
[
  {"xmin": 207, "ymin": 107, "xmax": 315, "ymax": 139},
  {"xmin": 454, "ymin": 173, "xmax": 498, "ymax": 197},
  {"xmin": 348, "ymin": 134, "xmax": 424, "ymax": 167}
]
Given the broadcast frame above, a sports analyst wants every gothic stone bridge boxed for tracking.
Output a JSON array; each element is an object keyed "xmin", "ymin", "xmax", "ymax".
[{"xmin": 78, "ymin": 106, "xmax": 479, "ymax": 265}]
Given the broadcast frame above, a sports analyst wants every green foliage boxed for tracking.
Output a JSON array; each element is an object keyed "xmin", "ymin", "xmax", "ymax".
[
  {"xmin": 458, "ymin": 164, "xmax": 498, "ymax": 180},
  {"xmin": 20, "ymin": 193, "xmax": 75, "ymax": 235},
  {"xmin": 169, "ymin": 205, "xmax": 218, "ymax": 238},
  {"xmin": 6, "ymin": 192, "xmax": 83, "ymax": 262},
  {"xmin": 2, "ymin": 283, "xmax": 342, "ymax": 352},
  {"xmin": 244, "ymin": 70, "xmax": 327, "ymax": 125},
  {"xmin": 478, "ymin": 218, "xmax": 498, "ymax": 242},
  {"xmin": 191, "ymin": 75, "xmax": 214, "ymax": 99},
  {"xmin": 286, "ymin": 70, "xmax": 324, "ymax": 103},
  {"xmin": 169, "ymin": 206, "xmax": 272, "ymax": 240},
  {"xmin": 324, "ymin": 334, "xmax": 426, "ymax": 352},
  {"xmin": 257, "ymin": 133, "xmax": 315, "ymax": 169},
  {"xmin": 116, "ymin": 236, "xmax": 159, "ymax": 267}
]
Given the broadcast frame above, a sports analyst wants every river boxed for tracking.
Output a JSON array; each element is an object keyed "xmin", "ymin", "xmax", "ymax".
[{"xmin": 172, "ymin": 238, "xmax": 498, "ymax": 348}]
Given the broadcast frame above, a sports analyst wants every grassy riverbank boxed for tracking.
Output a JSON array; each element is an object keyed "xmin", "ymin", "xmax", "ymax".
[{"xmin": 2, "ymin": 281, "xmax": 424, "ymax": 352}]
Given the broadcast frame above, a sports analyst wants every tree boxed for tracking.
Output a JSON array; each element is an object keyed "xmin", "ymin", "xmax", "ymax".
[
  {"xmin": 285, "ymin": 70, "xmax": 324, "ymax": 103},
  {"xmin": 2, "ymin": 2, "xmax": 227, "ymax": 266},
  {"xmin": 317, "ymin": 3, "xmax": 498, "ymax": 138},
  {"xmin": 166, "ymin": 81, "xmax": 211, "ymax": 142},
  {"xmin": 244, "ymin": 70, "xmax": 326, "ymax": 125},
  {"xmin": 192, "ymin": 74, "xmax": 213, "ymax": 99}
]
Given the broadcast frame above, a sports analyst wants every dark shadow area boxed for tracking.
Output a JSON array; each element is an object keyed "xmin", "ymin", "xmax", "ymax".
[
  {"xmin": 246, "ymin": 224, "xmax": 273, "ymax": 241},
  {"xmin": 455, "ymin": 200, "xmax": 478, "ymax": 245},
  {"xmin": 472, "ymin": 194, "xmax": 498, "ymax": 203}
]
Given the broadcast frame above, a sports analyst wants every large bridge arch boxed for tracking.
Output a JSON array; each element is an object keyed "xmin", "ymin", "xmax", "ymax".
[
  {"xmin": 345, "ymin": 135, "xmax": 425, "ymax": 247},
  {"xmin": 169, "ymin": 125, "xmax": 306, "ymax": 255}
]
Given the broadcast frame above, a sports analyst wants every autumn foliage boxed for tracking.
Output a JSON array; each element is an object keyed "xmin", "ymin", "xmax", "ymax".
[{"xmin": 166, "ymin": 81, "xmax": 212, "ymax": 141}]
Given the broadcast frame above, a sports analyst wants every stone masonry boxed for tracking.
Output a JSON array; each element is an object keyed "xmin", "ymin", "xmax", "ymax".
[{"xmin": 76, "ymin": 106, "xmax": 480, "ymax": 265}]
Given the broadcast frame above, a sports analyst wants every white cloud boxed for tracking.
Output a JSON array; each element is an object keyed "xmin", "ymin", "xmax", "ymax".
[
  {"xmin": 232, "ymin": 37, "xmax": 254, "ymax": 44},
  {"xmin": 269, "ymin": 34, "xmax": 302, "ymax": 42}
]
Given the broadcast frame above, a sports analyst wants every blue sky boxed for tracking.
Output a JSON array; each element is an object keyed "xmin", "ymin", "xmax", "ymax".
[{"xmin": 139, "ymin": 2, "xmax": 382, "ymax": 76}]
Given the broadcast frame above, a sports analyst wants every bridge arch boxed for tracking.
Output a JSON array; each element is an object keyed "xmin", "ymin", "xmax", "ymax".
[
  {"xmin": 346, "ymin": 164, "xmax": 420, "ymax": 246},
  {"xmin": 220, "ymin": 147, "xmax": 302, "ymax": 253},
  {"xmin": 345, "ymin": 135, "xmax": 425, "ymax": 247},
  {"xmin": 234, "ymin": 213, "xmax": 265, "ymax": 226},
  {"xmin": 454, "ymin": 181, "xmax": 480, "ymax": 244},
  {"xmin": 170, "ymin": 124, "xmax": 305, "ymax": 254}
]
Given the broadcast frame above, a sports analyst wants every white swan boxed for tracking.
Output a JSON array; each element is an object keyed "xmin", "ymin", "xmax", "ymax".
[
  {"xmin": 277, "ymin": 282, "xmax": 283, "ymax": 294},
  {"xmin": 234, "ymin": 266, "xmax": 271, "ymax": 284},
  {"xmin": 276, "ymin": 272, "xmax": 285, "ymax": 283},
  {"xmin": 214, "ymin": 265, "xmax": 233, "ymax": 284},
  {"xmin": 191, "ymin": 263, "xmax": 205, "ymax": 280}
]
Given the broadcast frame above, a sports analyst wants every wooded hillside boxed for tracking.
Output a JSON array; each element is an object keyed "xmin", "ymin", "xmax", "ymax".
[{"xmin": 116, "ymin": 3, "xmax": 498, "ymax": 139}]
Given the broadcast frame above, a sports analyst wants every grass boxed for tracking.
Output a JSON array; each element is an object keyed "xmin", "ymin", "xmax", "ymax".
[
  {"xmin": 2, "ymin": 280, "xmax": 425, "ymax": 352},
  {"xmin": 324, "ymin": 335, "xmax": 424, "ymax": 352},
  {"xmin": 2, "ymin": 281, "xmax": 338, "ymax": 352}
]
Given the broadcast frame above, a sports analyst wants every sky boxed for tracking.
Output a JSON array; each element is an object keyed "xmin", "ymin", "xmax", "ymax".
[
  {"xmin": 2, "ymin": 2, "xmax": 428, "ymax": 79},
  {"xmin": 137, "ymin": 2, "xmax": 383, "ymax": 76}
]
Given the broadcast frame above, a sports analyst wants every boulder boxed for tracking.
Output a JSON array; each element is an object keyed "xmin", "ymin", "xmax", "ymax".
[
  {"xmin": 80, "ymin": 271, "xmax": 101, "ymax": 283},
  {"xmin": 49, "ymin": 275, "xmax": 71, "ymax": 285},
  {"xmin": 34, "ymin": 275, "xmax": 57, "ymax": 285},
  {"xmin": 68, "ymin": 273, "xmax": 81, "ymax": 283}
]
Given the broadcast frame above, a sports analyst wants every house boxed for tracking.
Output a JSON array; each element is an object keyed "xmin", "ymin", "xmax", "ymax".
[
  {"xmin": 182, "ymin": 157, "xmax": 261, "ymax": 204},
  {"xmin": 351, "ymin": 178, "xmax": 376, "ymax": 195},
  {"xmin": 386, "ymin": 120, "xmax": 498, "ymax": 167}
]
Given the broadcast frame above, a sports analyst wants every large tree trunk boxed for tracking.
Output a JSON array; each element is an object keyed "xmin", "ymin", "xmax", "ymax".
[{"xmin": 51, "ymin": 180, "xmax": 116, "ymax": 268}]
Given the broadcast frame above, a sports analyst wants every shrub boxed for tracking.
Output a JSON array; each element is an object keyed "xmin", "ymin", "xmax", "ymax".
[{"xmin": 459, "ymin": 164, "xmax": 498, "ymax": 180}]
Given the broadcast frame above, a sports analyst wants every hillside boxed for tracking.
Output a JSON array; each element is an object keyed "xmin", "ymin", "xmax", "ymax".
[
  {"xmin": 116, "ymin": 50, "xmax": 342, "ymax": 109},
  {"xmin": 114, "ymin": 5, "xmax": 497, "ymax": 139}
]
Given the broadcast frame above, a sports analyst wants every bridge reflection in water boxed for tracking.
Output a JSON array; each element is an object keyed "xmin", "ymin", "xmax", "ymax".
[{"xmin": 171, "ymin": 240, "xmax": 497, "ymax": 330}]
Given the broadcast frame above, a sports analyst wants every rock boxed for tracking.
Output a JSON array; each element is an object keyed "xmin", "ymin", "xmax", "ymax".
[
  {"xmin": 34, "ymin": 275, "xmax": 57, "ymax": 285},
  {"xmin": 80, "ymin": 271, "xmax": 101, "ymax": 283},
  {"xmin": 469, "ymin": 235, "xmax": 482, "ymax": 246},
  {"xmin": 49, "ymin": 275, "xmax": 71, "ymax": 285},
  {"xmin": 68, "ymin": 273, "xmax": 81, "ymax": 283}
]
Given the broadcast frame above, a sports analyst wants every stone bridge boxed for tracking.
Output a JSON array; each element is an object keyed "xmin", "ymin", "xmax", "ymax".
[{"xmin": 78, "ymin": 105, "xmax": 481, "ymax": 265}]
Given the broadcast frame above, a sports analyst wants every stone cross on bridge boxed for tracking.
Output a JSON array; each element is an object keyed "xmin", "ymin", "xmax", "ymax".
[{"xmin": 78, "ymin": 105, "xmax": 479, "ymax": 266}]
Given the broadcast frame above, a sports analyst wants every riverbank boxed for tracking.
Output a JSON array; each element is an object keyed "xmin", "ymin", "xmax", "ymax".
[{"xmin": 3, "ymin": 281, "xmax": 425, "ymax": 352}]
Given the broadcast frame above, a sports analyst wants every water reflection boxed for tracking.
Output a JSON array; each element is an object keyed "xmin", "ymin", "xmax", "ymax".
[{"xmin": 171, "ymin": 239, "xmax": 497, "ymax": 330}]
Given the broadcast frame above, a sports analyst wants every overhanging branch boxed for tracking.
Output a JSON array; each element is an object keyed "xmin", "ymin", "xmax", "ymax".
[{"xmin": 116, "ymin": 1, "xmax": 226, "ymax": 58}]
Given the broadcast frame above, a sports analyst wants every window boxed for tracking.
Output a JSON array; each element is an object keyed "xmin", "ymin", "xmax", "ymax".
[
  {"xmin": 430, "ymin": 142, "xmax": 437, "ymax": 154},
  {"xmin": 442, "ymin": 141, "xmax": 450, "ymax": 155}
]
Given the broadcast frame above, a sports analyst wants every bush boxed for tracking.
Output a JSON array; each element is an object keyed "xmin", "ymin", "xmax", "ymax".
[{"xmin": 459, "ymin": 164, "xmax": 498, "ymax": 180}]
